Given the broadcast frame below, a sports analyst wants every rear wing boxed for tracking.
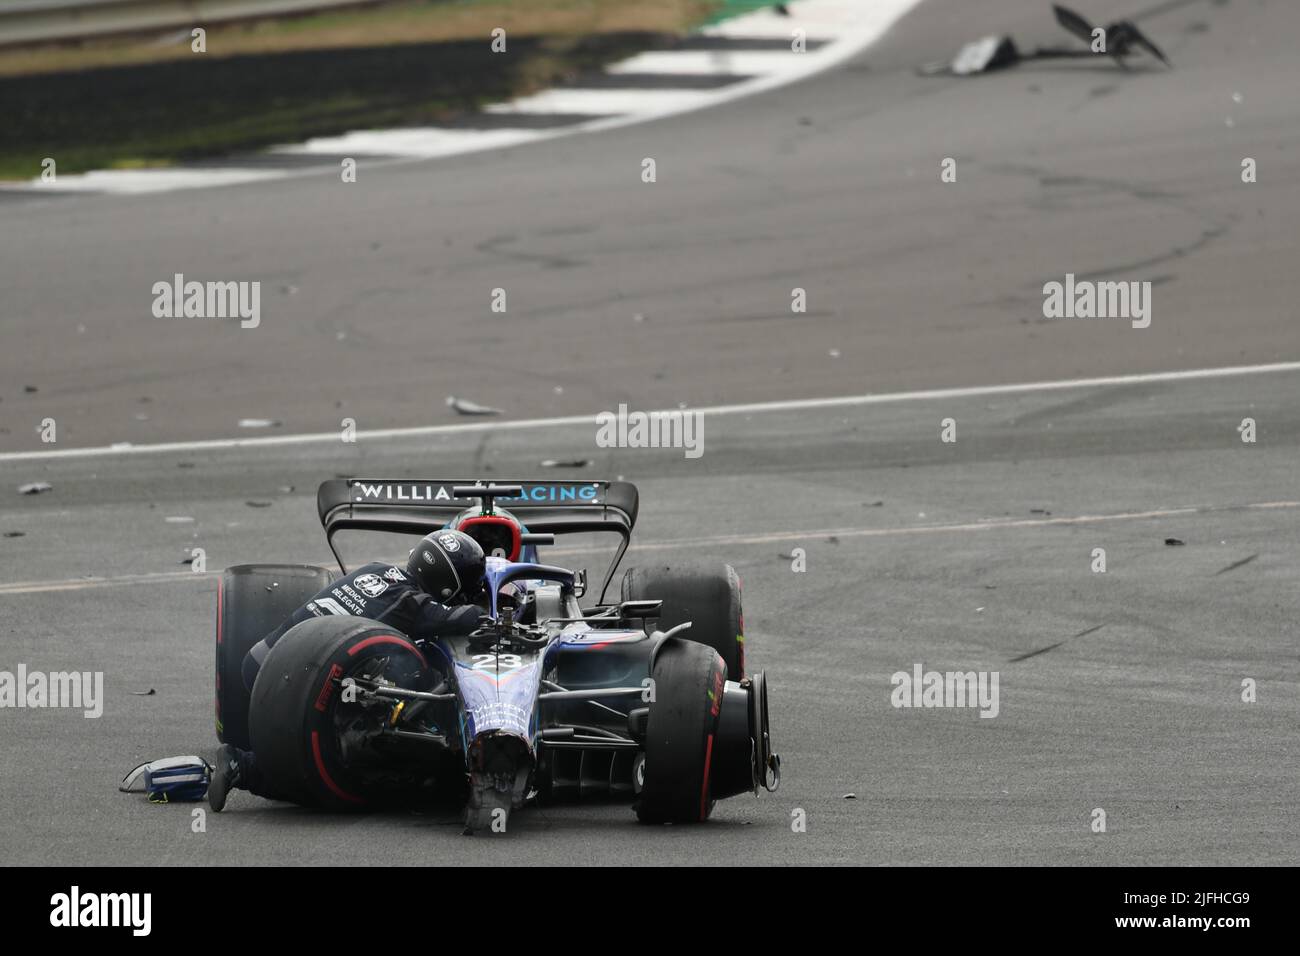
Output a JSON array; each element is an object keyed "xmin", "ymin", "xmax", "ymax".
[{"xmin": 316, "ymin": 478, "xmax": 640, "ymax": 600}]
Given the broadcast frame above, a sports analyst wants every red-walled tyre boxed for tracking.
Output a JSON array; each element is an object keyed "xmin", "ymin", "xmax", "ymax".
[
  {"xmin": 248, "ymin": 616, "xmax": 430, "ymax": 810},
  {"xmin": 635, "ymin": 639, "xmax": 727, "ymax": 824}
]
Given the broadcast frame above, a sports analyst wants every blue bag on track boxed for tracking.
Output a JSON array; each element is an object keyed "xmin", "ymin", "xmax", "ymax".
[{"xmin": 119, "ymin": 756, "xmax": 212, "ymax": 803}]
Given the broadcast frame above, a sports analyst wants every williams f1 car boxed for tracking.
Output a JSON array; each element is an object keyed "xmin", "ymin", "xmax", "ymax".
[{"xmin": 214, "ymin": 479, "xmax": 779, "ymax": 831}]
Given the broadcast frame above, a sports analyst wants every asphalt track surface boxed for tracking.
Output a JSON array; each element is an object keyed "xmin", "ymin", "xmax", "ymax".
[{"xmin": 2, "ymin": 0, "xmax": 1299, "ymax": 865}]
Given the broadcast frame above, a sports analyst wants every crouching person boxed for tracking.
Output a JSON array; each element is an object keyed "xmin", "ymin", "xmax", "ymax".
[{"xmin": 209, "ymin": 530, "xmax": 486, "ymax": 810}]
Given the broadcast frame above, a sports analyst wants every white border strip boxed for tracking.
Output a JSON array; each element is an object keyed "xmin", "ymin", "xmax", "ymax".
[
  {"xmin": 275, "ymin": 1, "xmax": 930, "ymax": 168},
  {"xmin": 521, "ymin": 0, "xmax": 924, "ymax": 138},
  {"xmin": 3, "ymin": 361, "xmax": 1298, "ymax": 463}
]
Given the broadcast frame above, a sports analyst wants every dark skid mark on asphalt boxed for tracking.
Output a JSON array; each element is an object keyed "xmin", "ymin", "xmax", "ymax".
[
  {"xmin": 1071, "ymin": 226, "xmax": 1230, "ymax": 284},
  {"xmin": 536, "ymin": 224, "xmax": 597, "ymax": 237},
  {"xmin": 973, "ymin": 160, "xmax": 1233, "ymax": 296},
  {"xmin": 1214, "ymin": 553, "xmax": 1259, "ymax": 576},
  {"xmin": 989, "ymin": 162, "xmax": 1184, "ymax": 202},
  {"xmin": 474, "ymin": 235, "xmax": 586, "ymax": 270},
  {"xmin": 0, "ymin": 189, "xmax": 79, "ymax": 204},
  {"xmin": 1010, "ymin": 623, "xmax": 1106, "ymax": 662},
  {"xmin": 520, "ymin": 261, "xmax": 815, "ymax": 320},
  {"xmin": 471, "ymin": 432, "xmax": 494, "ymax": 474},
  {"xmin": 1008, "ymin": 383, "xmax": 1155, "ymax": 427},
  {"xmin": 711, "ymin": 309, "xmax": 837, "ymax": 324},
  {"xmin": 1029, "ymin": 169, "xmax": 1185, "ymax": 204}
]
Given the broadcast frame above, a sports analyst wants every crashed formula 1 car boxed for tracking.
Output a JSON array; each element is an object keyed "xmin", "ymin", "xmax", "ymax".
[
  {"xmin": 921, "ymin": 4, "xmax": 1170, "ymax": 76},
  {"xmin": 214, "ymin": 479, "xmax": 779, "ymax": 830}
]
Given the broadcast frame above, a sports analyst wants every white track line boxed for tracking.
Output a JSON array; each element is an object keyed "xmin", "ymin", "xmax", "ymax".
[
  {"xmin": 533, "ymin": 0, "xmax": 924, "ymax": 139},
  {"xmin": 276, "ymin": 127, "xmax": 543, "ymax": 158},
  {"xmin": 486, "ymin": 88, "xmax": 717, "ymax": 116},
  {"xmin": 604, "ymin": 50, "xmax": 808, "ymax": 78},
  {"xmin": 15, "ymin": 167, "xmax": 288, "ymax": 194},
  {"xmin": 2, "ymin": 500, "xmax": 1294, "ymax": 596},
  {"xmin": 1, "ymin": 361, "xmax": 1297, "ymax": 463},
  {"xmin": 0, "ymin": 570, "xmax": 216, "ymax": 595}
]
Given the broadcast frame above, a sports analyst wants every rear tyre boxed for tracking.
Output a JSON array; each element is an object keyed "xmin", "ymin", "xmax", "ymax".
[
  {"xmin": 621, "ymin": 562, "xmax": 744, "ymax": 679},
  {"xmin": 215, "ymin": 564, "xmax": 334, "ymax": 749},
  {"xmin": 635, "ymin": 639, "xmax": 726, "ymax": 824},
  {"xmin": 248, "ymin": 617, "xmax": 430, "ymax": 809}
]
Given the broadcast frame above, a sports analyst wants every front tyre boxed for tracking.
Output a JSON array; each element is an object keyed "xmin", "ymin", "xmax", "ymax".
[
  {"xmin": 635, "ymin": 639, "xmax": 727, "ymax": 824},
  {"xmin": 248, "ymin": 617, "xmax": 429, "ymax": 809}
]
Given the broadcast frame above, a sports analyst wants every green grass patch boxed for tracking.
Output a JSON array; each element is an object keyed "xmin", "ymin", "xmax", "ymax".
[{"xmin": 705, "ymin": 1, "xmax": 783, "ymax": 25}]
